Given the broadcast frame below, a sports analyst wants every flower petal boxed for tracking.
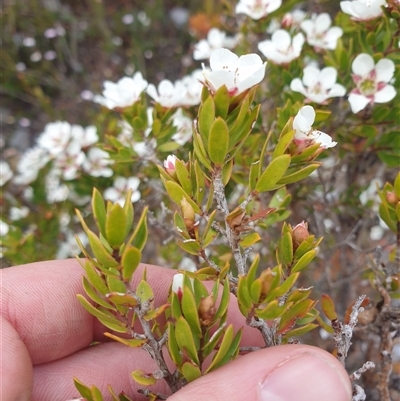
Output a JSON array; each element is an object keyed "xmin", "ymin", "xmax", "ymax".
[
  {"xmin": 315, "ymin": 13, "xmax": 332, "ymax": 33},
  {"xmin": 290, "ymin": 78, "xmax": 307, "ymax": 96},
  {"xmin": 210, "ymin": 48, "xmax": 238, "ymax": 71},
  {"xmin": 374, "ymin": 85, "xmax": 396, "ymax": 103},
  {"xmin": 320, "ymin": 67, "xmax": 338, "ymax": 89},
  {"xmin": 302, "ymin": 66, "xmax": 320, "ymax": 88},
  {"xmin": 271, "ymin": 29, "xmax": 292, "ymax": 50},
  {"xmin": 375, "ymin": 58, "xmax": 395, "ymax": 83},
  {"xmin": 352, "ymin": 53, "xmax": 375, "ymax": 76},
  {"xmin": 348, "ymin": 93, "xmax": 371, "ymax": 113}
]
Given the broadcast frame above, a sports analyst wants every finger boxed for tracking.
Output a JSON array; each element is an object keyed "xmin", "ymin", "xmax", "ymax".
[
  {"xmin": 32, "ymin": 342, "xmax": 170, "ymax": 401},
  {"xmin": 169, "ymin": 344, "xmax": 352, "ymax": 401},
  {"xmin": 1, "ymin": 316, "xmax": 33, "ymax": 401},
  {"xmin": 0, "ymin": 259, "xmax": 174, "ymax": 365},
  {"xmin": 1, "ymin": 260, "xmax": 262, "ymax": 365}
]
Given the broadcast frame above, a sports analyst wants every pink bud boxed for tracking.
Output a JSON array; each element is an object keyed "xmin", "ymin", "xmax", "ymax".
[
  {"xmin": 172, "ymin": 273, "xmax": 184, "ymax": 300},
  {"xmin": 163, "ymin": 155, "xmax": 178, "ymax": 178},
  {"xmin": 292, "ymin": 221, "xmax": 309, "ymax": 249}
]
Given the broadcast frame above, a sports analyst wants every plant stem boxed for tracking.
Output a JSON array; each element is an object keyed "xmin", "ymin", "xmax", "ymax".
[{"xmin": 212, "ymin": 167, "xmax": 246, "ymax": 275}]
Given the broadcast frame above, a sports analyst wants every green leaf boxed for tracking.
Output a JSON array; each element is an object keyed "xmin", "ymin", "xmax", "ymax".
[
  {"xmin": 278, "ymin": 299, "xmax": 316, "ymax": 334},
  {"xmin": 201, "ymin": 323, "xmax": 227, "ymax": 358},
  {"xmin": 321, "ymin": 294, "xmax": 338, "ymax": 321},
  {"xmin": 237, "ymin": 275, "xmax": 252, "ymax": 315},
  {"xmin": 250, "ymin": 279, "xmax": 262, "ymax": 304},
  {"xmin": 77, "ymin": 295, "xmax": 127, "ymax": 332},
  {"xmin": 106, "ymin": 292, "xmax": 138, "ymax": 307},
  {"xmin": 291, "ymin": 250, "xmax": 317, "ymax": 273},
  {"xmin": 181, "ymin": 361, "xmax": 202, "ymax": 383},
  {"xmin": 175, "ymin": 159, "xmax": 193, "ymax": 195},
  {"xmin": 144, "ymin": 303, "xmax": 170, "ymax": 321},
  {"xmin": 177, "ymin": 239, "xmax": 202, "ymax": 255},
  {"xmin": 264, "ymin": 272, "xmax": 299, "ymax": 302},
  {"xmin": 255, "ymin": 300, "xmax": 291, "ymax": 319},
  {"xmin": 198, "ymin": 96, "xmax": 215, "ymax": 142},
  {"xmin": 175, "ymin": 316, "xmax": 200, "ymax": 364},
  {"xmin": 76, "ymin": 210, "xmax": 119, "ymax": 268},
  {"xmin": 131, "ymin": 370, "xmax": 157, "ymax": 386},
  {"xmin": 205, "ymin": 323, "xmax": 234, "ymax": 373},
  {"xmin": 92, "ymin": 188, "xmax": 107, "ymax": 238},
  {"xmin": 167, "ymin": 322, "xmax": 183, "ymax": 367},
  {"xmin": 82, "ymin": 276, "xmax": 116, "ymax": 310},
  {"xmin": 249, "ymin": 160, "xmax": 260, "ymax": 190},
  {"xmin": 104, "ymin": 332, "xmax": 148, "ymax": 347},
  {"xmin": 214, "ymin": 85, "xmax": 230, "ymax": 119},
  {"xmin": 106, "ymin": 203, "xmax": 128, "ymax": 248},
  {"xmin": 106, "ymin": 274, "xmax": 126, "ymax": 294},
  {"xmin": 127, "ymin": 206, "xmax": 148, "ymax": 251},
  {"xmin": 214, "ymin": 278, "xmax": 230, "ymax": 320},
  {"xmin": 394, "ymin": 172, "xmax": 400, "ymax": 198},
  {"xmin": 182, "ymin": 283, "xmax": 202, "ymax": 336},
  {"xmin": 74, "ymin": 377, "xmax": 95, "ymax": 400},
  {"xmin": 277, "ymin": 164, "xmax": 320, "ymax": 185},
  {"xmin": 137, "ymin": 279, "xmax": 154, "ymax": 302},
  {"xmin": 193, "ymin": 132, "xmax": 213, "ymax": 171},
  {"xmin": 121, "ymin": 246, "xmax": 141, "ymax": 282},
  {"xmin": 163, "ymin": 179, "xmax": 201, "ymax": 214},
  {"xmin": 239, "ymin": 232, "xmax": 261, "ymax": 248},
  {"xmin": 272, "ymin": 130, "xmax": 295, "ymax": 159},
  {"xmin": 82, "ymin": 260, "xmax": 110, "ymax": 296},
  {"xmin": 379, "ymin": 203, "xmax": 397, "ymax": 232},
  {"xmin": 194, "ymin": 160, "xmax": 206, "ymax": 204},
  {"xmin": 280, "ymin": 231, "xmax": 293, "ymax": 266},
  {"xmin": 284, "ymin": 322, "xmax": 318, "ymax": 338},
  {"xmin": 208, "ymin": 117, "xmax": 229, "ymax": 167},
  {"xmin": 255, "ymin": 155, "xmax": 291, "ymax": 193}
]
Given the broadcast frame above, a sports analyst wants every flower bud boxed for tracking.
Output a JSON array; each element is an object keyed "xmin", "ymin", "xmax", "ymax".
[
  {"xmin": 259, "ymin": 268, "xmax": 274, "ymax": 299},
  {"xmin": 198, "ymin": 294, "xmax": 216, "ymax": 326},
  {"xmin": 181, "ymin": 197, "xmax": 195, "ymax": 231},
  {"xmin": 386, "ymin": 191, "xmax": 398, "ymax": 205},
  {"xmin": 163, "ymin": 154, "xmax": 178, "ymax": 178},
  {"xmin": 172, "ymin": 273, "xmax": 184, "ymax": 300},
  {"xmin": 292, "ymin": 221, "xmax": 309, "ymax": 249}
]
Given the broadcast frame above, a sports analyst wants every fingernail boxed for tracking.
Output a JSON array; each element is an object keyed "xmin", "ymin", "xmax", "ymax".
[{"xmin": 259, "ymin": 352, "xmax": 352, "ymax": 401}]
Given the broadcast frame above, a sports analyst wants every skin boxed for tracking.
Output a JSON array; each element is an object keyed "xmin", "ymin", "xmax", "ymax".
[{"xmin": 0, "ymin": 259, "xmax": 352, "ymax": 401}]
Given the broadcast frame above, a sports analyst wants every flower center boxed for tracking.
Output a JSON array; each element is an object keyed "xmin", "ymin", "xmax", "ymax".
[
  {"xmin": 358, "ymin": 78, "xmax": 377, "ymax": 96},
  {"xmin": 310, "ymin": 82, "xmax": 325, "ymax": 94}
]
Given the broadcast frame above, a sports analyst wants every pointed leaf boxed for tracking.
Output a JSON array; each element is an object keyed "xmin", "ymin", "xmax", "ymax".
[
  {"xmin": 131, "ymin": 370, "xmax": 157, "ymax": 386},
  {"xmin": 205, "ymin": 324, "xmax": 234, "ymax": 373},
  {"xmin": 163, "ymin": 179, "xmax": 201, "ymax": 214},
  {"xmin": 291, "ymin": 250, "xmax": 317, "ymax": 273},
  {"xmin": 181, "ymin": 361, "xmax": 202, "ymax": 383},
  {"xmin": 175, "ymin": 316, "xmax": 200, "ymax": 364},
  {"xmin": 104, "ymin": 332, "xmax": 148, "ymax": 347},
  {"xmin": 92, "ymin": 188, "xmax": 107, "ymax": 238},
  {"xmin": 255, "ymin": 155, "xmax": 291, "ymax": 193},
  {"xmin": 121, "ymin": 246, "xmax": 141, "ymax": 282},
  {"xmin": 208, "ymin": 117, "xmax": 229, "ymax": 167}
]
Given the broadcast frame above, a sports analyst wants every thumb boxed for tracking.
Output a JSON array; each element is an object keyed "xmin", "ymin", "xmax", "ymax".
[{"xmin": 169, "ymin": 344, "xmax": 352, "ymax": 401}]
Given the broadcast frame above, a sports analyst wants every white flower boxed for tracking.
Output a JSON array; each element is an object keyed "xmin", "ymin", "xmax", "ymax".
[
  {"xmin": 37, "ymin": 121, "xmax": 73, "ymax": 156},
  {"xmin": 0, "ymin": 161, "xmax": 13, "ymax": 186},
  {"xmin": 202, "ymin": 48, "xmax": 266, "ymax": 96},
  {"xmin": 281, "ymin": 10, "xmax": 307, "ymax": 28},
  {"xmin": 293, "ymin": 106, "xmax": 337, "ymax": 149},
  {"xmin": 172, "ymin": 108, "xmax": 193, "ymax": 145},
  {"xmin": 258, "ymin": 30, "xmax": 305, "ymax": 65},
  {"xmin": 45, "ymin": 169, "xmax": 69, "ymax": 203},
  {"xmin": 94, "ymin": 72, "xmax": 148, "ymax": 109},
  {"xmin": 300, "ymin": 13, "xmax": 343, "ymax": 50},
  {"xmin": 82, "ymin": 148, "xmax": 114, "ymax": 177},
  {"xmin": 53, "ymin": 141, "xmax": 85, "ymax": 180},
  {"xmin": 290, "ymin": 66, "xmax": 346, "ymax": 104},
  {"xmin": 164, "ymin": 155, "xmax": 178, "ymax": 170},
  {"xmin": 193, "ymin": 28, "xmax": 238, "ymax": 60},
  {"xmin": 147, "ymin": 79, "xmax": 182, "ymax": 108},
  {"xmin": 175, "ymin": 70, "xmax": 203, "ymax": 107},
  {"xmin": 348, "ymin": 53, "xmax": 396, "ymax": 113},
  {"xmin": 0, "ymin": 220, "xmax": 10, "ymax": 236},
  {"xmin": 340, "ymin": 0, "xmax": 387, "ymax": 20},
  {"xmin": 14, "ymin": 147, "xmax": 50, "ymax": 185},
  {"xmin": 236, "ymin": 0, "xmax": 282, "ymax": 20},
  {"xmin": 71, "ymin": 125, "xmax": 98, "ymax": 148},
  {"xmin": 171, "ymin": 273, "xmax": 184, "ymax": 294},
  {"xmin": 9, "ymin": 206, "xmax": 29, "ymax": 221},
  {"xmin": 104, "ymin": 176, "xmax": 141, "ymax": 205}
]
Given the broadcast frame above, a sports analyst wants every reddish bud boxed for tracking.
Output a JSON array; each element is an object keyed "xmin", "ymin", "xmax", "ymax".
[
  {"xmin": 259, "ymin": 268, "xmax": 274, "ymax": 299},
  {"xmin": 292, "ymin": 221, "xmax": 309, "ymax": 249},
  {"xmin": 164, "ymin": 154, "xmax": 178, "ymax": 178},
  {"xmin": 198, "ymin": 294, "xmax": 216, "ymax": 326},
  {"xmin": 181, "ymin": 198, "xmax": 195, "ymax": 231},
  {"xmin": 386, "ymin": 191, "xmax": 398, "ymax": 205}
]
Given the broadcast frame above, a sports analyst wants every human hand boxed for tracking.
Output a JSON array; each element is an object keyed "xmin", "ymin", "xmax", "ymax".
[{"xmin": 1, "ymin": 259, "xmax": 352, "ymax": 401}]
